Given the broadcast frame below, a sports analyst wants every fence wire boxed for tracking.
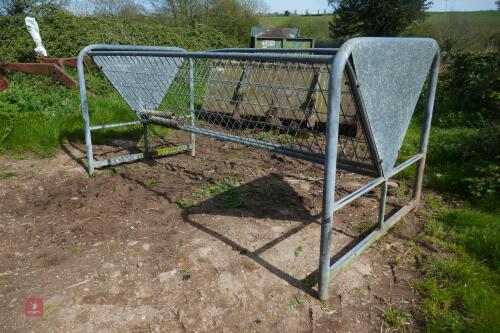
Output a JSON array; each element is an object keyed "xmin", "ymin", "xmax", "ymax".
[{"xmin": 92, "ymin": 54, "xmax": 376, "ymax": 171}]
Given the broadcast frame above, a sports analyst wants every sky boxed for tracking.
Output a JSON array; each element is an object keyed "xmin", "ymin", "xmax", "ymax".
[{"xmin": 266, "ymin": 0, "xmax": 498, "ymax": 14}]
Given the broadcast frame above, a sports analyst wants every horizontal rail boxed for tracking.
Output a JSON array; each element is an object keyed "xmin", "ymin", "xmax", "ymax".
[
  {"xmin": 93, "ymin": 144, "xmax": 192, "ymax": 169},
  {"xmin": 329, "ymin": 200, "xmax": 417, "ymax": 274},
  {"xmin": 210, "ymin": 48, "xmax": 339, "ymax": 55},
  {"xmin": 90, "ymin": 120, "xmax": 141, "ymax": 131},
  {"xmin": 388, "ymin": 154, "xmax": 423, "ymax": 177},
  {"xmin": 336, "ymin": 159, "xmax": 378, "ymax": 177},
  {"xmin": 94, "ymin": 152, "xmax": 144, "ymax": 168},
  {"xmin": 88, "ymin": 51, "xmax": 335, "ymax": 64},
  {"xmin": 333, "ymin": 177, "xmax": 385, "ymax": 211},
  {"xmin": 182, "ymin": 125, "xmax": 326, "ymax": 164},
  {"xmin": 333, "ymin": 153, "xmax": 423, "ymax": 211},
  {"xmin": 83, "ymin": 44, "xmax": 187, "ymax": 53}
]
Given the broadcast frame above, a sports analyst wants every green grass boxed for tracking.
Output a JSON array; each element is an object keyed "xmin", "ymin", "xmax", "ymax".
[
  {"xmin": 96, "ymin": 273, "xmax": 109, "ymax": 282},
  {"xmin": 383, "ymin": 307, "xmax": 412, "ymax": 330},
  {"xmin": 72, "ymin": 244, "xmax": 84, "ymax": 255},
  {"xmin": 0, "ymin": 171, "xmax": 16, "ymax": 179},
  {"xmin": 406, "ymin": 12, "xmax": 500, "ymax": 53},
  {"xmin": 177, "ymin": 198, "xmax": 196, "ymax": 209},
  {"xmin": 103, "ymin": 167, "xmax": 117, "ymax": 175},
  {"xmin": 179, "ymin": 267, "xmax": 193, "ymax": 280},
  {"xmin": 147, "ymin": 176, "xmax": 161, "ymax": 188},
  {"xmin": 437, "ymin": 208, "xmax": 499, "ymax": 270},
  {"xmin": 0, "ymin": 73, "xmax": 143, "ymax": 157},
  {"xmin": 254, "ymin": 130, "xmax": 297, "ymax": 143},
  {"xmin": 398, "ymin": 121, "xmax": 499, "ymax": 212},
  {"xmin": 417, "ymin": 207, "xmax": 500, "ymax": 333},
  {"xmin": 286, "ymin": 296, "xmax": 305, "ymax": 310},
  {"xmin": 260, "ymin": 11, "xmax": 500, "ymax": 50},
  {"xmin": 177, "ymin": 178, "xmax": 248, "ymax": 209},
  {"xmin": 260, "ymin": 14, "xmax": 333, "ymax": 43},
  {"xmin": 301, "ymin": 274, "xmax": 316, "ymax": 289},
  {"xmin": 293, "ymin": 245, "xmax": 304, "ymax": 257}
]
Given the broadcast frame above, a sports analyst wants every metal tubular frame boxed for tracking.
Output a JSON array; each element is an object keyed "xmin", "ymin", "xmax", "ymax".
[
  {"xmin": 77, "ymin": 45, "xmax": 193, "ymax": 174},
  {"xmin": 77, "ymin": 39, "xmax": 440, "ymax": 301},
  {"xmin": 317, "ymin": 39, "xmax": 440, "ymax": 300}
]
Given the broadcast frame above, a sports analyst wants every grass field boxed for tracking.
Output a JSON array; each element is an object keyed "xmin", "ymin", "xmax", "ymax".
[
  {"xmin": 260, "ymin": 11, "xmax": 500, "ymax": 50},
  {"xmin": 0, "ymin": 73, "xmax": 174, "ymax": 157},
  {"xmin": 416, "ymin": 202, "xmax": 500, "ymax": 333},
  {"xmin": 260, "ymin": 14, "xmax": 333, "ymax": 44}
]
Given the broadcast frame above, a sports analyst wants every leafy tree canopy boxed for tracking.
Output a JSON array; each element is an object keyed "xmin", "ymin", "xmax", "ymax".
[
  {"xmin": 0, "ymin": 0, "xmax": 67, "ymax": 15},
  {"xmin": 328, "ymin": 0, "xmax": 432, "ymax": 40}
]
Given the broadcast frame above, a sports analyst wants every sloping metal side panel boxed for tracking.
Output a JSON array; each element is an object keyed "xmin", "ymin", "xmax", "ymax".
[
  {"xmin": 350, "ymin": 38, "xmax": 437, "ymax": 175},
  {"xmin": 93, "ymin": 55, "xmax": 183, "ymax": 113}
]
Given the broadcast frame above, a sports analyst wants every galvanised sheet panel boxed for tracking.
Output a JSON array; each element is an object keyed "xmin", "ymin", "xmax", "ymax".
[
  {"xmin": 350, "ymin": 38, "xmax": 438, "ymax": 175},
  {"xmin": 93, "ymin": 55, "xmax": 183, "ymax": 114}
]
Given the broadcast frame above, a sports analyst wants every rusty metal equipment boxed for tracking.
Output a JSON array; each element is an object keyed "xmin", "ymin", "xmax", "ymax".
[
  {"xmin": 0, "ymin": 56, "xmax": 80, "ymax": 91},
  {"xmin": 77, "ymin": 38, "xmax": 440, "ymax": 301},
  {"xmin": 0, "ymin": 17, "xmax": 81, "ymax": 91}
]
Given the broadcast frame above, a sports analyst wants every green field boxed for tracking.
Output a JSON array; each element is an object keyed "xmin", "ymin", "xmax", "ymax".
[
  {"xmin": 260, "ymin": 14, "xmax": 333, "ymax": 43},
  {"xmin": 259, "ymin": 11, "xmax": 500, "ymax": 50}
]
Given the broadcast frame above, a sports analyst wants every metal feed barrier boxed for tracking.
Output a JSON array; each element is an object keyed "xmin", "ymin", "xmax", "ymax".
[{"xmin": 77, "ymin": 38, "xmax": 440, "ymax": 300}]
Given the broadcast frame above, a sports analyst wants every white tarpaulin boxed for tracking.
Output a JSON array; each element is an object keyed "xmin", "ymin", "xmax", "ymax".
[{"xmin": 25, "ymin": 17, "xmax": 47, "ymax": 57}]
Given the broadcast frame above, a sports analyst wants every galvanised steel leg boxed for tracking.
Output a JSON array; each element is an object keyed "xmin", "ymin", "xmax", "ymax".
[
  {"xmin": 77, "ymin": 50, "xmax": 94, "ymax": 175},
  {"xmin": 189, "ymin": 58, "xmax": 196, "ymax": 157},
  {"xmin": 318, "ymin": 56, "xmax": 343, "ymax": 301},
  {"xmin": 83, "ymin": 112, "xmax": 94, "ymax": 175},
  {"xmin": 413, "ymin": 53, "xmax": 440, "ymax": 204},
  {"xmin": 378, "ymin": 180, "xmax": 388, "ymax": 228},
  {"xmin": 319, "ymin": 209, "xmax": 334, "ymax": 300},
  {"xmin": 143, "ymin": 123, "xmax": 149, "ymax": 158},
  {"xmin": 317, "ymin": 46, "xmax": 348, "ymax": 301}
]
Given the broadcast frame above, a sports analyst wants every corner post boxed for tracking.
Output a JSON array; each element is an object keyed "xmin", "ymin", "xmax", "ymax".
[
  {"xmin": 77, "ymin": 46, "xmax": 94, "ymax": 175},
  {"xmin": 188, "ymin": 58, "xmax": 196, "ymax": 157},
  {"xmin": 413, "ymin": 50, "xmax": 440, "ymax": 204},
  {"xmin": 318, "ymin": 47, "xmax": 348, "ymax": 301},
  {"xmin": 377, "ymin": 180, "xmax": 388, "ymax": 228}
]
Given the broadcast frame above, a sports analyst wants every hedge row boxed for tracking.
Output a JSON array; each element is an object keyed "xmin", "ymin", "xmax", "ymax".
[
  {"xmin": 435, "ymin": 51, "xmax": 500, "ymax": 127},
  {"xmin": 0, "ymin": 8, "xmax": 232, "ymax": 62}
]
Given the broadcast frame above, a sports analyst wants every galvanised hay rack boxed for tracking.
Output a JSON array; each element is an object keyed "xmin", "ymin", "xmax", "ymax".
[{"xmin": 77, "ymin": 38, "xmax": 440, "ymax": 300}]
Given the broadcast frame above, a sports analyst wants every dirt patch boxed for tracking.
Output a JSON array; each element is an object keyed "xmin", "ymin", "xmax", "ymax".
[{"xmin": 0, "ymin": 135, "xmax": 427, "ymax": 332}]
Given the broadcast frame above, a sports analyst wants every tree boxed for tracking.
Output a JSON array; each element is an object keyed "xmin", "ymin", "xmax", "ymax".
[
  {"xmin": 496, "ymin": 0, "xmax": 500, "ymax": 10},
  {"xmin": 91, "ymin": 0, "xmax": 145, "ymax": 16},
  {"xmin": 150, "ymin": 0, "xmax": 259, "ymax": 44},
  {"xmin": 0, "ymin": 0, "xmax": 67, "ymax": 15},
  {"xmin": 328, "ymin": 0, "xmax": 432, "ymax": 40},
  {"xmin": 151, "ymin": 0, "xmax": 200, "ymax": 25},
  {"xmin": 240, "ymin": 0, "xmax": 268, "ymax": 14},
  {"xmin": 207, "ymin": 0, "xmax": 259, "ymax": 43}
]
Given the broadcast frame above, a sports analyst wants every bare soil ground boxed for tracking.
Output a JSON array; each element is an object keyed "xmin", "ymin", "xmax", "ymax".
[{"xmin": 0, "ymin": 134, "xmax": 429, "ymax": 332}]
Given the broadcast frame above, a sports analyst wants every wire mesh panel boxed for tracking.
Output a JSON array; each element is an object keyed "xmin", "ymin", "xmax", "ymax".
[{"xmin": 89, "ymin": 51, "xmax": 377, "ymax": 174}]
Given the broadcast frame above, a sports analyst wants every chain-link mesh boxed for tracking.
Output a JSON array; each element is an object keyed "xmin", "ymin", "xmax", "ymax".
[{"xmin": 92, "ymin": 54, "xmax": 376, "ymax": 171}]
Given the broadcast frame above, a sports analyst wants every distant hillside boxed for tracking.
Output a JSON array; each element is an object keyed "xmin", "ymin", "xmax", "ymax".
[{"xmin": 259, "ymin": 11, "xmax": 500, "ymax": 50}]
